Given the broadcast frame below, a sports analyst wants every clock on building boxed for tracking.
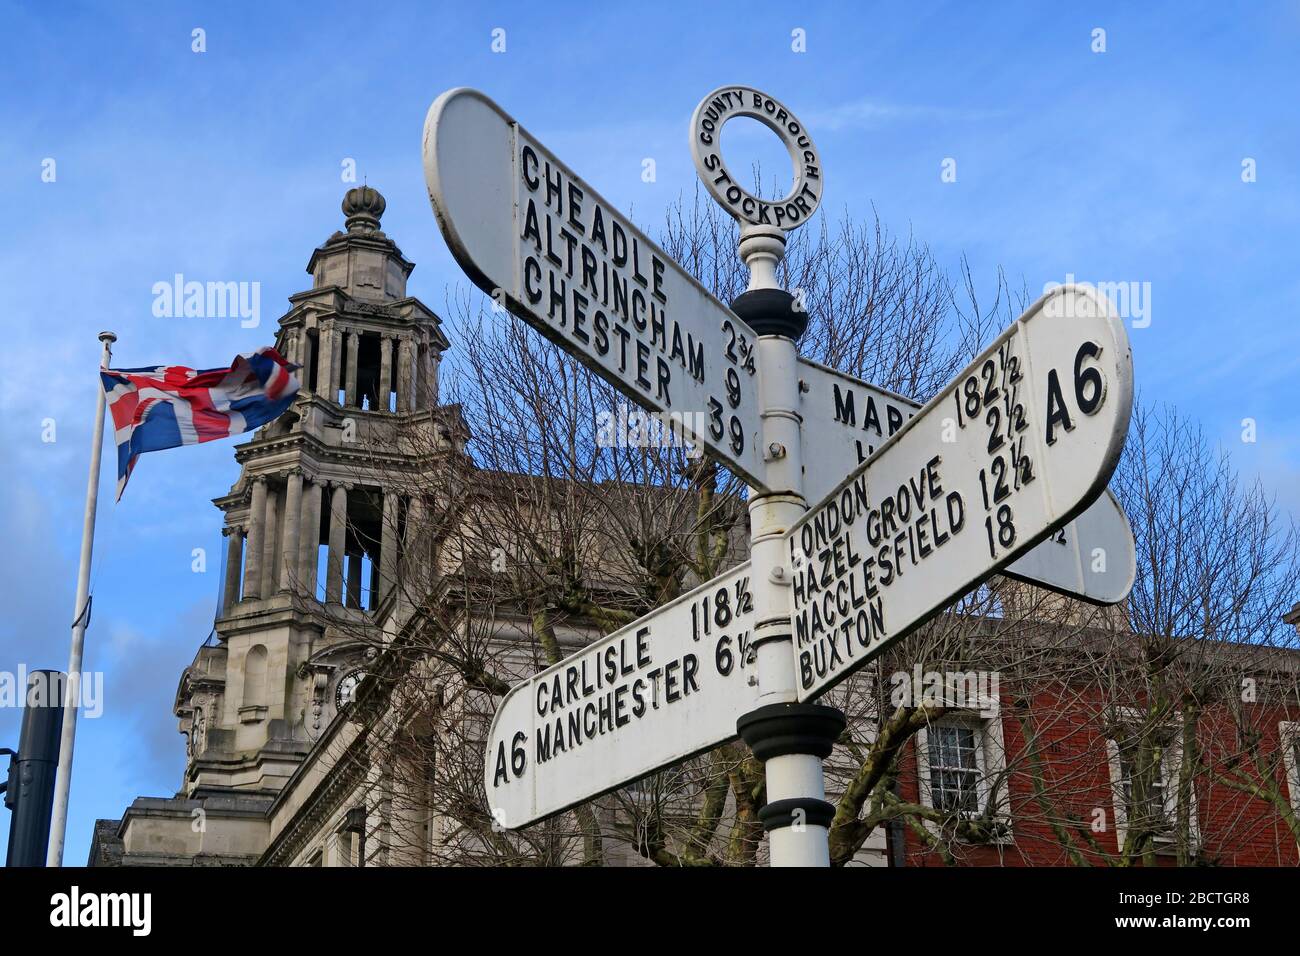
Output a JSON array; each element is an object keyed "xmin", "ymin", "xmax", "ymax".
[{"xmin": 335, "ymin": 669, "xmax": 366, "ymax": 709}]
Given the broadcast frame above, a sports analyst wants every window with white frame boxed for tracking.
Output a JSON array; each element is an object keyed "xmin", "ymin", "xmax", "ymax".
[
  {"xmin": 927, "ymin": 722, "xmax": 983, "ymax": 814},
  {"xmin": 913, "ymin": 684, "xmax": 1010, "ymax": 837},
  {"xmin": 1116, "ymin": 742, "xmax": 1170, "ymax": 833},
  {"xmin": 1105, "ymin": 709, "xmax": 1196, "ymax": 850}
]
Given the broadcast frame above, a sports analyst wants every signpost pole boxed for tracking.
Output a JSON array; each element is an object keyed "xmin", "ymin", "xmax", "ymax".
[{"xmin": 732, "ymin": 226, "xmax": 842, "ymax": 867}]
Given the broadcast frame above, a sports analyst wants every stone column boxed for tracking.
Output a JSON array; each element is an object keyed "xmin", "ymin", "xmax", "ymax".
[
  {"xmin": 410, "ymin": 337, "xmax": 421, "ymax": 412},
  {"xmin": 344, "ymin": 330, "xmax": 360, "ymax": 408},
  {"xmin": 402, "ymin": 494, "xmax": 426, "ymax": 587},
  {"xmin": 425, "ymin": 350, "xmax": 439, "ymax": 407},
  {"xmin": 329, "ymin": 326, "xmax": 343, "ymax": 402},
  {"xmin": 299, "ymin": 478, "xmax": 322, "ymax": 599},
  {"xmin": 317, "ymin": 322, "xmax": 334, "ymax": 397},
  {"xmin": 347, "ymin": 553, "xmax": 363, "ymax": 609},
  {"xmin": 408, "ymin": 338, "xmax": 418, "ymax": 408},
  {"xmin": 243, "ymin": 476, "xmax": 267, "ymax": 601},
  {"xmin": 368, "ymin": 557, "xmax": 380, "ymax": 611},
  {"xmin": 326, "ymin": 482, "xmax": 348, "ymax": 605},
  {"xmin": 222, "ymin": 524, "xmax": 244, "ymax": 614},
  {"xmin": 378, "ymin": 334, "xmax": 393, "ymax": 413},
  {"xmin": 280, "ymin": 469, "xmax": 303, "ymax": 593},
  {"xmin": 379, "ymin": 491, "xmax": 398, "ymax": 603},
  {"xmin": 397, "ymin": 335, "xmax": 414, "ymax": 412},
  {"xmin": 261, "ymin": 480, "xmax": 281, "ymax": 598}
]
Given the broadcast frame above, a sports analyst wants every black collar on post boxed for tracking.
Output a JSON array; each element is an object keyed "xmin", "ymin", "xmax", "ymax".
[
  {"xmin": 737, "ymin": 700, "xmax": 845, "ymax": 762},
  {"xmin": 738, "ymin": 701, "xmax": 845, "ymax": 836},
  {"xmin": 730, "ymin": 288, "xmax": 807, "ymax": 341}
]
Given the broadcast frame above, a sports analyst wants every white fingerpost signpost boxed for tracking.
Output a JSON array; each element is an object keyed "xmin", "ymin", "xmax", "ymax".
[{"xmin": 422, "ymin": 84, "xmax": 1135, "ymax": 868}]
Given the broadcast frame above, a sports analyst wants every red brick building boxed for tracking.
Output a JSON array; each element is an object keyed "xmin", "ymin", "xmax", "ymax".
[{"xmin": 883, "ymin": 630, "xmax": 1300, "ymax": 866}]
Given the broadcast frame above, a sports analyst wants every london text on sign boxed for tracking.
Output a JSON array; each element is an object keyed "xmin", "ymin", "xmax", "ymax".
[
  {"xmin": 423, "ymin": 88, "xmax": 767, "ymax": 487},
  {"xmin": 689, "ymin": 86, "xmax": 823, "ymax": 230},
  {"xmin": 796, "ymin": 357, "xmax": 1137, "ymax": 605},
  {"xmin": 786, "ymin": 285, "xmax": 1134, "ymax": 700},
  {"xmin": 484, "ymin": 564, "xmax": 759, "ymax": 828}
]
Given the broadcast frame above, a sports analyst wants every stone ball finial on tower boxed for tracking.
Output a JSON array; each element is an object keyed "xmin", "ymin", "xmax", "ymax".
[{"xmin": 342, "ymin": 185, "xmax": 386, "ymax": 234}]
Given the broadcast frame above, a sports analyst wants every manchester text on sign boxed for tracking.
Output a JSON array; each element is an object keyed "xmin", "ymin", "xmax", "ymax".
[
  {"xmin": 484, "ymin": 564, "xmax": 759, "ymax": 827},
  {"xmin": 796, "ymin": 357, "xmax": 1137, "ymax": 605},
  {"xmin": 787, "ymin": 285, "xmax": 1134, "ymax": 700},
  {"xmin": 423, "ymin": 88, "xmax": 768, "ymax": 487}
]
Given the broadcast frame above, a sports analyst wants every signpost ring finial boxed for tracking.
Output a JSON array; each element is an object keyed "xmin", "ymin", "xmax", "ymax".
[{"xmin": 689, "ymin": 86, "xmax": 823, "ymax": 234}]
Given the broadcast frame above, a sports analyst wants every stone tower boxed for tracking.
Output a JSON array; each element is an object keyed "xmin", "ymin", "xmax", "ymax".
[{"xmin": 113, "ymin": 188, "xmax": 464, "ymax": 863}]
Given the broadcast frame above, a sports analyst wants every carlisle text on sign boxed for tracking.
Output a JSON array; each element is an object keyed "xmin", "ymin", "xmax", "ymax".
[{"xmin": 484, "ymin": 564, "xmax": 759, "ymax": 827}]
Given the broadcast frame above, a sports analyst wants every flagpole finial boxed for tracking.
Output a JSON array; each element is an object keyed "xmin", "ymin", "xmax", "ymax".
[{"xmin": 98, "ymin": 331, "xmax": 117, "ymax": 344}]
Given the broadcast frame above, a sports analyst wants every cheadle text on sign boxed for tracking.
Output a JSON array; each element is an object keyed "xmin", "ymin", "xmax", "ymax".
[{"xmin": 424, "ymin": 88, "xmax": 768, "ymax": 486}]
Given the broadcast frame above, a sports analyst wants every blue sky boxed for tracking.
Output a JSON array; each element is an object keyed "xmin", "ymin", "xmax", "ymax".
[{"xmin": 1, "ymin": 1, "xmax": 1297, "ymax": 864}]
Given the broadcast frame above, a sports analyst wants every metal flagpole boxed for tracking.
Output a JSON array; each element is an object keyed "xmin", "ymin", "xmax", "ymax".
[{"xmin": 46, "ymin": 330, "xmax": 116, "ymax": 867}]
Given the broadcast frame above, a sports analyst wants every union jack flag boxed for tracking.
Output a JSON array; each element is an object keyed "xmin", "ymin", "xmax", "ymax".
[{"xmin": 102, "ymin": 346, "xmax": 300, "ymax": 499}]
